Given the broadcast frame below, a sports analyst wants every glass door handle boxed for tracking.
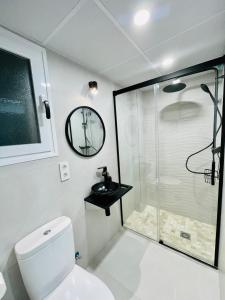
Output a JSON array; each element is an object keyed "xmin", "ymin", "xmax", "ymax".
[{"xmin": 40, "ymin": 95, "xmax": 51, "ymax": 119}]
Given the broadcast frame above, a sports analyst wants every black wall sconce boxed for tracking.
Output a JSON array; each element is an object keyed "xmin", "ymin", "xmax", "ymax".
[{"xmin": 89, "ymin": 81, "xmax": 98, "ymax": 95}]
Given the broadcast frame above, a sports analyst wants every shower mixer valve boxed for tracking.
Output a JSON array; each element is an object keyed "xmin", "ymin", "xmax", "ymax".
[{"xmin": 204, "ymin": 168, "xmax": 219, "ymax": 184}]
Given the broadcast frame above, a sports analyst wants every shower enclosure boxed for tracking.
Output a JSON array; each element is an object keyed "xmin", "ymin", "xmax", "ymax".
[{"xmin": 113, "ymin": 57, "xmax": 225, "ymax": 267}]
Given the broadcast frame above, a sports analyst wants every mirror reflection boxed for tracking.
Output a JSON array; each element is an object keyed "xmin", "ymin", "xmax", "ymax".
[{"xmin": 65, "ymin": 106, "xmax": 105, "ymax": 157}]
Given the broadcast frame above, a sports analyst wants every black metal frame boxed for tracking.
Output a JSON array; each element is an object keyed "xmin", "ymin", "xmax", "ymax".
[
  {"xmin": 113, "ymin": 55, "xmax": 225, "ymax": 268},
  {"xmin": 65, "ymin": 106, "xmax": 106, "ymax": 157},
  {"xmin": 159, "ymin": 240, "xmax": 216, "ymax": 268}
]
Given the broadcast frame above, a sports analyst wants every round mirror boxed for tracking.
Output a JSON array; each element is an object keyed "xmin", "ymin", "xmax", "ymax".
[{"xmin": 65, "ymin": 106, "xmax": 105, "ymax": 157}]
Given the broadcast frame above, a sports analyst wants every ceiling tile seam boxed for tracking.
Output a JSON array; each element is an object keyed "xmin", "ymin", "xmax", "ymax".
[
  {"xmin": 0, "ymin": 24, "xmax": 44, "ymax": 47},
  {"xmin": 143, "ymin": 9, "xmax": 225, "ymax": 54},
  {"xmin": 114, "ymin": 68, "xmax": 156, "ymax": 83},
  {"xmin": 94, "ymin": 0, "xmax": 162, "ymax": 77},
  {"xmin": 0, "ymin": 24, "xmax": 98, "ymax": 75},
  {"xmin": 43, "ymin": 0, "xmax": 87, "ymax": 45},
  {"xmin": 47, "ymin": 44, "xmax": 99, "ymax": 72},
  {"xmin": 98, "ymin": 9, "xmax": 225, "ymax": 76},
  {"xmin": 99, "ymin": 54, "xmax": 143, "ymax": 74},
  {"xmin": 47, "ymin": 44, "xmax": 121, "ymax": 83}
]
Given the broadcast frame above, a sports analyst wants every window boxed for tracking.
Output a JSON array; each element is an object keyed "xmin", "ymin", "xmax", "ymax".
[{"xmin": 0, "ymin": 28, "xmax": 57, "ymax": 166}]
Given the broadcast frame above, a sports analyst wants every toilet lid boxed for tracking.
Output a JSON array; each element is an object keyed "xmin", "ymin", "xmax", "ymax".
[{"xmin": 44, "ymin": 265, "xmax": 114, "ymax": 300}]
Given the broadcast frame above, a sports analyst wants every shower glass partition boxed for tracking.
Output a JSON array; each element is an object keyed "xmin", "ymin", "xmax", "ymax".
[{"xmin": 114, "ymin": 59, "xmax": 224, "ymax": 267}]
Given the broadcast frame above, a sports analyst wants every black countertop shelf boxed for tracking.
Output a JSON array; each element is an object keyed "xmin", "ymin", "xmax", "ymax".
[{"xmin": 84, "ymin": 183, "xmax": 133, "ymax": 216}]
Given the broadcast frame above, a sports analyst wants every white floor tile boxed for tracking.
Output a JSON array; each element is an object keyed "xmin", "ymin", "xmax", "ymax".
[{"xmin": 88, "ymin": 230, "xmax": 220, "ymax": 300}]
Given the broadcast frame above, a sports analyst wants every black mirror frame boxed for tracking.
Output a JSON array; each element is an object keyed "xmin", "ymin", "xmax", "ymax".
[{"xmin": 65, "ymin": 106, "xmax": 106, "ymax": 157}]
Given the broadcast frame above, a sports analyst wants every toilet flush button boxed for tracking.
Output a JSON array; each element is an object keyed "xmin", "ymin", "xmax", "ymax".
[{"xmin": 59, "ymin": 161, "xmax": 70, "ymax": 182}]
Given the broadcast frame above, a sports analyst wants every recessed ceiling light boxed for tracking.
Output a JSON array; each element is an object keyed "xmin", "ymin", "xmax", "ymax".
[
  {"xmin": 172, "ymin": 79, "xmax": 181, "ymax": 84},
  {"xmin": 134, "ymin": 9, "xmax": 150, "ymax": 26},
  {"xmin": 162, "ymin": 58, "xmax": 174, "ymax": 68}
]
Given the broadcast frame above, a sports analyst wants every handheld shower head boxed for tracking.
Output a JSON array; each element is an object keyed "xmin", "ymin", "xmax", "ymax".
[
  {"xmin": 200, "ymin": 83, "xmax": 217, "ymax": 106},
  {"xmin": 187, "ymin": 80, "xmax": 222, "ymax": 186},
  {"xmin": 200, "ymin": 84, "xmax": 210, "ymax": 94}
]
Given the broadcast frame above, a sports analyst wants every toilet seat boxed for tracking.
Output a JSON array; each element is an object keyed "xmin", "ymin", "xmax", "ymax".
[{"xmin": 44, "ymin": 265, "xmax": 114, "ymax": 300}]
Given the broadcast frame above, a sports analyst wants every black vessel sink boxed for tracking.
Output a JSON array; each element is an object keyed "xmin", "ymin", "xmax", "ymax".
[
  {"xmin": 85, "ymin": 183, "xmax": 133, "ymax": 216},
  {"xmin": 92, "ymin": 181, "xmax": 120, "ymax": 196}
]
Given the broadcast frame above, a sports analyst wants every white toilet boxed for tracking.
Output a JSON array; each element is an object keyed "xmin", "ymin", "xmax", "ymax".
[{"xmin": 15, "ymin": 216, "xmax": 114, "ymax": 300}]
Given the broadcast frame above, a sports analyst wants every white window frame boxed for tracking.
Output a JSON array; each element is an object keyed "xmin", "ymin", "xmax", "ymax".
[{"xmin": 0, "ymin": 28, "xmax": 58, "ymax": 166}]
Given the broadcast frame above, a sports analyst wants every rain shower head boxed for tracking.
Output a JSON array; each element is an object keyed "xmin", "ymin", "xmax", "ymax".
[{"xmin": 163, "ymin": 82, "xmax": 186, "ymax": 93}]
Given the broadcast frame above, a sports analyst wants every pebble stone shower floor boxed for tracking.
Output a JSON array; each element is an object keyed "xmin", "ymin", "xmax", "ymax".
[{"xmin": 124, "ymin": 205, "xmax": 216, "ymax": 265}]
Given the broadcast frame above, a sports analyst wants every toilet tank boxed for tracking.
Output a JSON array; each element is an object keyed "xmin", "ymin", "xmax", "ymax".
[{"xmin": 15, "ymin": 216, "xmax": 75, "ymax": 300}]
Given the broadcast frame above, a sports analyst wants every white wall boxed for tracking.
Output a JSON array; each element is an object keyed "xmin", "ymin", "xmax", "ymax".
[{"xmin": 0, "ymin": 50, "xmax": 121, "ymax": 300}]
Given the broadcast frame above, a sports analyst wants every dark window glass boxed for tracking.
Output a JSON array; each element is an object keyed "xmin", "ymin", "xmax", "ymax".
[{"xmin": 0, "ymin": 48, "xmax": 40, "ymax": 146}]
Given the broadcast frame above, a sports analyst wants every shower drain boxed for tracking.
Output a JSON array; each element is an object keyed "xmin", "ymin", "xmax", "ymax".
[{"xmin": 180, "ymin": 231, "xmax": 191, "ymax": 240}]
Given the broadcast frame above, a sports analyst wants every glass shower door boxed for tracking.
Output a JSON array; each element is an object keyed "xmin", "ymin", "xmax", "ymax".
[
  {"xmin": 115, "ymin": 63, "xmax": 223, "ymax": 266},
  {"xmin": 116, "ymin": 89, "xmax": 158, "ymax": 241},
  {"xmin": 157, "ymin": 69, "xmax": 222, "ymax": 265}
]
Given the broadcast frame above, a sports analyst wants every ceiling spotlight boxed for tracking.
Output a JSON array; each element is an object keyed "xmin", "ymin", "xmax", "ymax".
[
  {"xmin": 89, "ymin": 81, "xmax": 98, "ymax": 95},
  {"xmin": 172, "ymin": 79, "xmax": 181, "ymax": 84},
  {"xmin": 162, "ymin": 58, "xmax": 174, "ymax": 68},
  {"xmin": 134, "ymin": 9, "xmax": 150, "ymax": 26}
]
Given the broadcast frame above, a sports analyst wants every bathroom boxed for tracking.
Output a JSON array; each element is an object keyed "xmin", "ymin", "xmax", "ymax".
[{"xmin": 0, "ymin": 1, "xmax": 225, "ymax": 300}]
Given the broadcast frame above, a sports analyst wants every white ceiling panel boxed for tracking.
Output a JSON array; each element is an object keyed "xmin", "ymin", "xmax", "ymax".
[
  {"xmin": 119, "ymin": 69, "xmax": 160, "ymax": 87},
  {"xmin": 145, "ymin": 12, "xmax": 225, "ymax": 74},
  {"xmin": 46, "ymin": 1, "xmax": 140, "ymax": 72},
  {"xmin": 101, "ymin": 0, "xmax": 225, "ymax": 51},
  {"xmin": 0, "ymin": 0, "xmax": 224, "ymax": 86},
  {"xmin": 102, "ymin": 55, "xmax": 160, "ymax": 85},
  {"xmin": 0, "ymin": 0, "xmax": 80, "ymax": 42}
]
